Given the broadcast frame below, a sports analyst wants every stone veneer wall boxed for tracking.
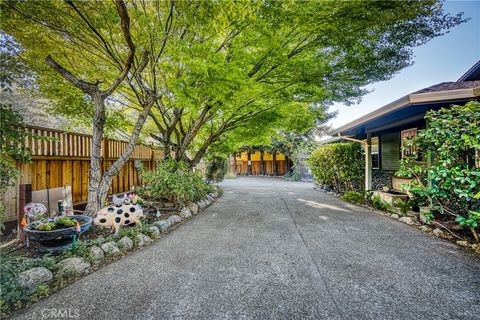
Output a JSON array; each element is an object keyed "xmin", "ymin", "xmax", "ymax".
[{"xmin": 372, "ymin": 170, "xmax": 393, "ymax": 190}]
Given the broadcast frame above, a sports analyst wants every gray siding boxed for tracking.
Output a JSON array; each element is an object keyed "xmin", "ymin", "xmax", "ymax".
[{"xmin": 380, "ymin": 132, "xmax": 400, "ymax": 171}]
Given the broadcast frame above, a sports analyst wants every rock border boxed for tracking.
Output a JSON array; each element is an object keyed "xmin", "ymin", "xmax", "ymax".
[{"xmin": 8, "ymin": 190, "xmax": 221, "ymax": 317}]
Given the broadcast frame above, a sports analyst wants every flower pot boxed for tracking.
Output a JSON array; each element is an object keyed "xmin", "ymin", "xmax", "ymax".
[{"xmin": 24, "ymin": 215, "xmax": 92, "ymax": 251}]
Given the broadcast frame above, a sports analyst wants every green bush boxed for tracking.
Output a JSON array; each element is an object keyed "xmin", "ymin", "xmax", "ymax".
[
  {"xmin": 341, "ymin": 191, "xmax": 365, "ymax": 204},
  {"xmin": 138, "ymin": 160, "xmax": 215, "ymax": 205},
  {"xmin": 397, "ymin": 101, "xmax": 480, "ymax": 241},
  {"xmin": 206, "ymin": 157, "xmax": 228, "ymax": 182},
  {"xmin": 308, "ymin": 142, "xmax": 364, "ymax": 192},
  {"xmin": 0, "ymin": 255, "xmax": 55, "ymax": 315}
]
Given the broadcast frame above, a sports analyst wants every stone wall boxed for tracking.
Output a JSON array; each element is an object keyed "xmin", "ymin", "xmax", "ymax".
[{"xmin": 372, "ymin": 170, "xmax": 393, "ymax": 190}]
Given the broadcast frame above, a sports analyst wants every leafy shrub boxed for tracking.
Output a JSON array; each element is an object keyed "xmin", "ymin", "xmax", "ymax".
[
  {"xmin": 371, "ymin": 195, "xmax": 391, "ymax": 211},
  {"xmin": 308, "ymin": 142, "xmax": 364, "ymax": 192},
  {"xmin": 0, "ymin": 255, "xmax": 55, "ymax": 315},
  {"xmin": 206, "ymin": 157, "xmax": 228, "ymax": 182},
  {"xmin": 397, "ymin": 101, "xmax": 480, "ymax": 241},
  {"xmin": 138, "ymin": 160, "xmax": 215, "ymax": 205},
  {"xmin": 341, "ymin": 191, "xmax": 365, "ymax": 204}
]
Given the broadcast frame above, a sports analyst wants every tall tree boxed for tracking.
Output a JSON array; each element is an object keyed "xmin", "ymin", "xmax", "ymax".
[
  {"xmin": 1, "ymin": 0, "xmax": 157, "ymax": 214},
  {"xmin": 144, "ymin": 0, "xmax": 465, "ymax": 167}
]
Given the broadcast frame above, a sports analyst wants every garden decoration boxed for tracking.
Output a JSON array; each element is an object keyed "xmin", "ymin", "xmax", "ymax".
[
  {"xmin": 94, "ymin": 193, "xmax": 144, "ymax": 234},
  {"xmin": 23, "ymin": 203, "xmax": 92, "ymax": 252}
]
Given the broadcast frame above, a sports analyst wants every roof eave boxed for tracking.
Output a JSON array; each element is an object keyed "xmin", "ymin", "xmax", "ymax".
[{"xmin": 330, "ymin": 87, "xmax": 480, "ymax": 136}]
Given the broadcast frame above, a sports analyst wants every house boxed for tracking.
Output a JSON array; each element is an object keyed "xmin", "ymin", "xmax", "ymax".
[{"xmin": 326, "ymin": 60, "xmax": 480, "ymax": 191}]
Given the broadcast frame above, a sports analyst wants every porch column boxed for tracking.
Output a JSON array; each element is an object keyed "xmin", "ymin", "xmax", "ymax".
[
  {"xmin": 247, "ymin": 150, "xmax": 252, "ymax": 176},
  {"xmin": 365, "ymin": 133, "xmax": 372, "ymax": 190}
]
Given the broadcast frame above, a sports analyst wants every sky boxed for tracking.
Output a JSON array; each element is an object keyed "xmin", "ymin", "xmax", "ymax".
[{"xmin": 327, "ymin": 0, "xmax": 480, "ymax": 131}]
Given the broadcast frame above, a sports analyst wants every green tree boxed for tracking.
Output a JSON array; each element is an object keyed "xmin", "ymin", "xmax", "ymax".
[{"xmin": 145, "ymin": 0, "xmax": 465, "ymax": 167}]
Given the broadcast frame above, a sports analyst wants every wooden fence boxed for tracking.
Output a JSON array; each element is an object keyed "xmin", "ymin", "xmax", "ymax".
[{"xmin": 2, "ymin": 126, "xmax": 160, "ymax": 224}]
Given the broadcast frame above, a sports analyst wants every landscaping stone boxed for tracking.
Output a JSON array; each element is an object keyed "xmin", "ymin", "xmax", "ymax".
[
  {"xmin": 399, "ymin": 216, "xmax": 415, "ymax": 225},
  {"xmin": 179, "ymin": 207, "xmax": 192, "ymax": 219},
  {"xmin": 118, "ymin": 236, "xmax": 134, "ymax": 251},
  {"xmin": 390, "ymin": 214, "xmax": 400, "ymax": 219},
  {"xmin": 101, "ymin": 241, "xmax": 121, "ymax": 256},
  {"xmin": 148, "ymin": 226, "xmax": 160, "ymax": 239},
  {"xmin": 153, "ymin": 220, "xmax": 171, "ymax": 232},
  {"xmin": 135, "ymin": 233, "xmax": 153, "ymax": 247},
  {"xmin": 456, "ymin": 240, "xmax": 469, "ymax": 247},
  {"xmin": 198, "ymin": 200, "xmax": 207, "ymax": 209},
  {"xmin": 17, "ymin": 267, "xmax": 53, "ymax": 290},
  {"xmin": 95, "ymin": 236, "xmax": 107, "ymax": 245},
  {"xmin": 432, "ymin": 228, "xmax": 445, "ymax": 238},
  {"xmin": 212, "ymin": 191, "xmax": 219, "ymax": 198},
  {"xmin": 472, "ymin": 243, "xmax": 480, "ymax": 254},
  {"xmin": 167, "ymin": 214, "xmax": 182, "ymax": 225},
  {"xmin": 57, "ymin": 257, "xmax": 90, "ymax": 276},
  {"xmin": 418, "ymin": 225, "xmax": 432, "ymax": 233},
  {"xmin": 89, "ymin": 246, "xmax": 105, "ymax": 263},
  {"xmin": 188, "ymin": 202, "xmax": 199, "ymax": 215}
]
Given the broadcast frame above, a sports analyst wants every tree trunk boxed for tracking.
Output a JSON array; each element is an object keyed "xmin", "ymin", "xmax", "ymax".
[
  {"xmin": 272, "ymin": 151, "xmax": 277, "ymax": 176},
  {"xmin": 84, "ymin": 98, "xmax": 154, "ymax": 215},
  {"xmin": 233, "ymin": 152, "xmax": 237, "ymax": 176},
  {"xmin": 247, "ymin": 151, "xmax": 252, "ymax": 176},
  {"xmin": 85, "ymin": 92, "xmax": 107, "ymax": 215}
]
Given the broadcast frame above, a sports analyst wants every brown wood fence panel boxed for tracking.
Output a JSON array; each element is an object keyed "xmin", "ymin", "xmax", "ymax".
[{"xmin": 2, "ymin": 126, "xmax": 160, "ymax": 223}]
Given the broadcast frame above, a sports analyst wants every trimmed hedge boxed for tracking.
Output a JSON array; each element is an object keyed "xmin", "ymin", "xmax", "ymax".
[{"xmin": 308, "ymin": 142, "xmax": 364, "ymax": 192}]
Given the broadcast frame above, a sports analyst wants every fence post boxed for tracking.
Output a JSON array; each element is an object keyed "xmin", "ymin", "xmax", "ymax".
[{"xmin": 18, "ymin": 184, "xmax": 32, "ymax": 241}]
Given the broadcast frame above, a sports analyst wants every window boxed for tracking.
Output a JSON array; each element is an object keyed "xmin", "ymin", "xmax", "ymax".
[
  {"xmin": 371, "ymin": 137, "xmax": 379, "ymax": 169},
  {"xmin": 401, "ymin": 128, "xmax": 418, "ymax": 158}
]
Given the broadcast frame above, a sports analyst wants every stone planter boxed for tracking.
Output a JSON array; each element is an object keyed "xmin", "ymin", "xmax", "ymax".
[{"xmin": 24, "ymin": 215, "xmax": 92, "ymax": 252}]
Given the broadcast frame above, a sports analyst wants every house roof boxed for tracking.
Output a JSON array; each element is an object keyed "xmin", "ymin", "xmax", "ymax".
[
  {"xmin": 412, "ymin": 80, "xmax": 480, "ymax": 94},
  {"xmin": 330, "ymin": 80, "xmax": 480, "ymax": 136},
  {"xmin": 458, "ymin": 60, "xmax": 480, "ymax": 82}
]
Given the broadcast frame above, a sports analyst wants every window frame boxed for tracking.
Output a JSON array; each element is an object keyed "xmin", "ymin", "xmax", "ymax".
[{"xmin": 371, "ymin": 136, "xmax": 380, "ymax": 170}]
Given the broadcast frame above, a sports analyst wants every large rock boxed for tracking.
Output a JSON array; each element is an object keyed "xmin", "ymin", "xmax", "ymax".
[
  {"xmin": 211, "ymin": 191, "xmax": 219, "ymax": 198},
  {"xmin": 117, "ymin": 236, "xmax": 134, "ymax": 251},
  {"xmin": 432, "ymin": 228, "xmax": 445, "ymax": 238},
  {"xmin": 136, "ymin": 233, "xmax": 153, "ymax": 247},
  {"xmin": 456, "ymin": 240, "xmax": 469, "ymax": 247},
  {"xmin": 101, "ymin": 241, "xmax": 121, "ymax": 256},
  {"xmin": 179, "ymin": 207, "xmax": 192, "ymax": 219},
  {"xmin": 418, "ymin": 225, "xmax": 432, "ymax": 233},
  {"xmin": 89, "ymin": 246, "xmax": 105, "ymax": 263},
  {"xmin": 167, "ymin": 215, "xmax": 182, "ymax": 225},
  {"xmin": 17, "ymin": 267, "xmax": 53, "ymax": 290},
  {"xmin": 399, "ymin": 216, "xmax": 415, "ymax": 225},
  {"xmin": 188, "ymin": 202, "xmax": 199, "ymax": 215},
  {"xmin": 153, "ymin": 220, "xmax": 171, "ymax": 232},
  {"xmin": 148, "ymin": 226, "xmax": 160, "ymax": 239},
  {"xmin": 57, "ymin": 257, "xmax": 90, "ymax": 276},
  {"xmin": 197, "ymin": 200, "xmax": 207, "ymax": 210},
  {"xmin": 390, "ymin": 214, "xmax": 400, "ymax": 219}
]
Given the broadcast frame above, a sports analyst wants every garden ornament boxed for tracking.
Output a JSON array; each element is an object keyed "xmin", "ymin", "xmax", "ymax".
[{"xmin": 94, "ymin": 195, "xmax": 144, "ymax": 234}]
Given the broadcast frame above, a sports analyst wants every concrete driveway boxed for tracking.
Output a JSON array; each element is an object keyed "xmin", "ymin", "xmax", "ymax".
[{"xmin": 12, "ymin": 178, "xmax": 480, "ymax": 320}]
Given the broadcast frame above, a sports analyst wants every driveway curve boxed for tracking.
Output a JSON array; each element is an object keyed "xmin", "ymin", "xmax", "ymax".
[{"xmin": 12, "ymin": 177, "xmax": 480, "ymax": 320}]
